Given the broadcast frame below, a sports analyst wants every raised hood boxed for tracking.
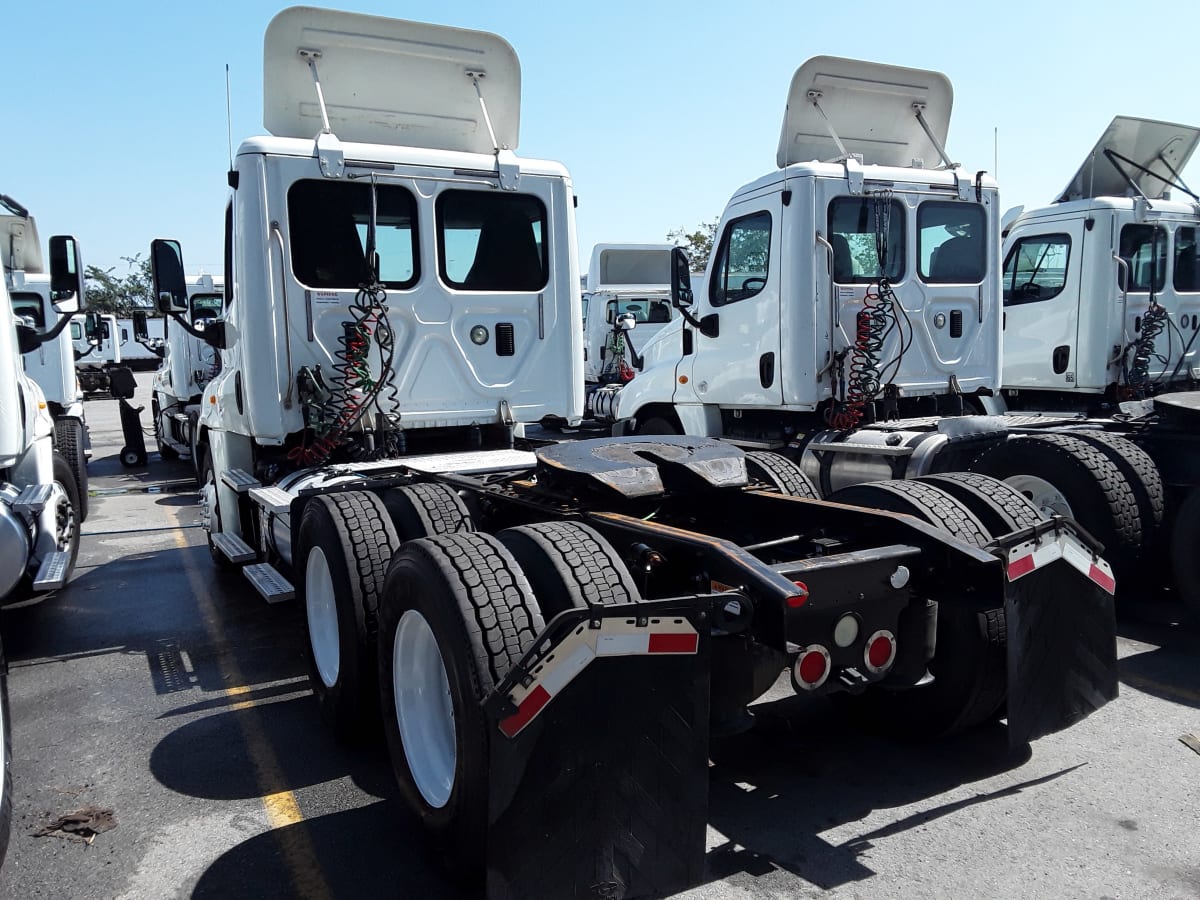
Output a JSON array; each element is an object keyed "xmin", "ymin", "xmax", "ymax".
[
  {"xmin": 1058, "ymin": 115, "xmax": 1200, "ymax": 202},
  {"xmin": 777, "ymin": 56, "xmax": 953, "ymax": 169},
  {"xmin": 263, "ymin": 6, "xmax": 521, "ymax": 154},
  {"xmin": 587, "ymin": 244, "xmax": 674, "ymax": 292},
  {"xmin": 1, "ymin": 213, "xmax": 42, "ymax": 273}
]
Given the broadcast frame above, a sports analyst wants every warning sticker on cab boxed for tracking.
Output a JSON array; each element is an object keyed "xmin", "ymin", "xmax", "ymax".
[{"xmin": 310, "ymin": 290, "xmax": 341, "ymax": 306}]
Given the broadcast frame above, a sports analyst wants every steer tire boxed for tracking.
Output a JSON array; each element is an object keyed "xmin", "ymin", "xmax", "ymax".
[
  {"xmin": 53, "ymin": 417, "xmax": 89, "ymax": 522},
  {"xmin": 297, "ymin": 491, "xmax": 400, "ymax": 740},
  {"xmin": 744, "ymin": 451, "xmax": 820, "ymax": 499},
  {"xmin": 497, "ymin": 521, "xmax": 640, "ymax": 617},
  {"xmin": 829, "ymin": 479, "xmax": 1007, "ymax": 738},
  {"xmin": 633, "ymin": 415, "xmax": 680, "ymax": 436},
  {"xmin": 378, "ymin": 533, "xmax": 544, "ymax": 880},
  {"xmin": 915, "ymin": 471, "xmax": 1046, "ymax": 539},
  {"xmin": 1171, "ymin": 487, "xmax": 1200, "ymax": 622},
  {"xmin": 50, "ymin": 453, "xmax": 82, "ymax": 586},
  {"xmin": 827, "ymin": 479, "xmax": 990, "ymax": 548},
  {"xmin": 383, "ymin": 483, "xmax": 474, "ymax": 542},
  {"xmin": 970, "ymin": 433, "xmax": 1142, "ymax": 582}
]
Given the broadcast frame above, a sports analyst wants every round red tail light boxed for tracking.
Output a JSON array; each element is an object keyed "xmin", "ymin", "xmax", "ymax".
[
  {"xmin": 793, "ymin": 645, "xmax": 830, "ymax": 690},
  {"xmin": 864, "ymin": 630, "xmax": 896, "ymax": 674}
]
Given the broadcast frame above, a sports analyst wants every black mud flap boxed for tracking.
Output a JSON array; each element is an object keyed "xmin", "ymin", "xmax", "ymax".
[
  {"xmin": 483, "ymin": 602, "xmax": 712, "ymax": 900},
  {"xmin": 118, "ymin": 398, "xmax": 148, "ymax": 459},
  {"xmin": 1000, "ymin": 523, "xmax": 1118, "ymax": 747}
]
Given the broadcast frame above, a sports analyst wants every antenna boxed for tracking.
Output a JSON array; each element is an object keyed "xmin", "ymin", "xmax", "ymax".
[
  {"xmin": 225, "ymin": 64, "xmax": 233, "ymax": 171},
  {"xmin": 994, "ymin": 127, "xmax": 998, "ymax": 179}
]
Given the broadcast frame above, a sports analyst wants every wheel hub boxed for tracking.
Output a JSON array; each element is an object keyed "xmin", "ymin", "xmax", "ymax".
[
  {"xmin": 305, "ymin": 547, "xmax": 340, "ymax": 689},
  {"xmin": 393, "ymin": 609, "xmax": 457, "ymax": 809},
  {"xmin": 1002, "ymin": 474, "xmax": 1073, "ymax": 519}
]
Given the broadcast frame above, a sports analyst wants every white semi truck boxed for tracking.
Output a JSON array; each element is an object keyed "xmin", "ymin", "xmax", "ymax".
[
  {"xmin": 139, "ymin": 274, "xmax": 224, "ymax": 462},
  {"xmin": 73, "ymin": 312, "xmax": 125, "ymax": 396},
  {"xmin": 591, "ymin": 58, "xmax": 1198, "ymax": 617},
  {"xmin": 0, "ymin": 225, "xmax": 88, "ymax": 866},
  {"xmin": 154, "ymin": 11, "xmax": 1118, "ymax": 895},
  {"xmin": 4, "ymin": 247, "xmax": 90, "ymax": 520}
]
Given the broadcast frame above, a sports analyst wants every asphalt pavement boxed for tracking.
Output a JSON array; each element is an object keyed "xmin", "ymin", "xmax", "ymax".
[{"xmin": 1, "ymin": 372, "xmax": 1197, "ymax": 899}]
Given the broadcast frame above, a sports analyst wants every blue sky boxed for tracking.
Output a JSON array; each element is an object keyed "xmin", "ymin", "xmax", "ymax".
[{"xmin": 7, "ymin": 0, "xmax": 1198, "ymax": 277}]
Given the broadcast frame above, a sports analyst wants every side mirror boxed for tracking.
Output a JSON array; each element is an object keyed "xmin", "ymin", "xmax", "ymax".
[
  {"xmin": 151, "ymin": 239, "xmax": 189, "ymax": 314},
  {"xmin": 49, "ymin": 235, "xmax": 86, "ymax": 313},
  {"xmin": 132, "ymin": 311, "xmax": 149, "ymax": 341},
  {"xmin": 84, "ymin": 311, "xmax": 102, "ymax": 342},
  {"xmin": 617, "ymin": 312, "xmax": 637, "ymax": 333},
  {"xmin": 670, "ymin": 246, "xmax": 694, "ymax": 307}
]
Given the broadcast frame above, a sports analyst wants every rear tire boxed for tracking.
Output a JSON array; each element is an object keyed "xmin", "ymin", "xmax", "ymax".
[
  {"xmin": 744, "ymin": 450, "xmax": 820, "ymax": 499},
  {"xmin": 971, "ymin": 433, "xmax": 1143, "ymax": 583},
  {"xmin": 828, "ymin": 479, "xmax": 1006, "ymax": 738},
  {"xmin": 497, "ymin": 521, "xmax": 640, "ymax": 617},
  {"xmin": 383, "ymin": 483, "xmax": 474, "ymax": 542},
  {"xmin": 297, "ymin": 492, "xmax": 400, "ymax": 739},
  {"xmin": 915, "ymin": 471, "xmax": 1046, "ymax": 538},
  {"xmin": 53, "ymin": 417, "xmax": 89, "ymax": 522},
  {"xmin": 1068, "ymin": 431, "xmax": 1164, "ymax": 561},
  {"xmin": 378, "ymin": 533, "xmax": 544, "ymax": 878}
]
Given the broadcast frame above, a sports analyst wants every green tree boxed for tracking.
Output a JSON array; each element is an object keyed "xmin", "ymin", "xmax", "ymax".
[
  {"xmin": 667, "ymin": 219, "xmax": 718, "ymax": 272},
  {"xmin": 85, "ymin": 254, "xmax": 157, "ymax": 315}
]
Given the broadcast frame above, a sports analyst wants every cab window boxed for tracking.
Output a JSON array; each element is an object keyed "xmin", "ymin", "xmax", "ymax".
[
  {"xmin": 1175, "ymin": 227, "xmax": 1198, "ymax": 293},
  {"xmin": 436, "ymin": 191, "xmax": 547, "ymax": 291},
  {"xmin": 919, "ymin": 202, "xmax": 986, "ymax": 284},
  {"xmin": 11, "ymin": 293, "xmax": 45, "ymax": 329},
  {"xmin": 1118, "ymin": 224, "xmax": 1167, "ymax": 292},
  {"xmin": 1002, "ymin": 234, "xmax": 1071, "ymax": 306},
  {"xmin": 709, "ymin": 212, "xmax": 771, "ymax": 306},
  {"xmin": 828, "ymin": 197, "xmax": 905, "ymax": 283},
  {"xmin": 190, "ymin": 293, "xmax": 224, "ymax": 325},
  {"xmin": 287, "ymin": 180, "xmax": 418, "ymax": 290},
  {"xmin": 70, "ymin": 321, "xmax": 82, "ymax": 341},
  {"xmin": 604, "ymin": 298, "xmax": 672, "ymax": 324}
]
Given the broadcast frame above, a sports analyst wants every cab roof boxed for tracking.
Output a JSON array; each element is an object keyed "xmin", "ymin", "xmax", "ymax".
[
  {"xmin": 0, "ymin": 213, "xmax": 42, "ymax": 273},
  {"xmin": 587, "ymin": 244, "xmax": 674, "ymax": 293},
  {"xmin": 263, "ymin": 6, "xmax": 521, "ymax": 155},
  {"xmin": 777, "ymin": 56, "xmax": 953, "ymax": 169},
  {"xmin": 1058, "ymin": 115, "xmax": 1200, "ymax": 202}
]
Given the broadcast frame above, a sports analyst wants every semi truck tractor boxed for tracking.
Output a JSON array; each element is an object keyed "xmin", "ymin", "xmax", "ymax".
[
  {"xmin": 591, "ymin": 58, "xmax": 1198, "ymax": 616},
  {"xmin": 154, "ymin": 12, "xmax": 1118, "ymax": 897}
]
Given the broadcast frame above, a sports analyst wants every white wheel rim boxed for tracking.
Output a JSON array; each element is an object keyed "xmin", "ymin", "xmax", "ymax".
[
  {"xmin": 394, "ymin": 609, "xmax": 457, "ymax": 809},
  {"xmin": 1003, "ymin": 474, "xmax": 1074, "ymax": 519},
  {"xmin": 52, "ymin": 482, "xmax": 76, "ymax": 552},
  {"xmin": 305, "ymin": 547, "xmax": 340, "ymax": 689}
]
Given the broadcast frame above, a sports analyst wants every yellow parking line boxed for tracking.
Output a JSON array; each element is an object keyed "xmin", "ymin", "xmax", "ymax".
[{"xmin": 171, "ymin": 514, "xmax": 331, "ymax": 899}]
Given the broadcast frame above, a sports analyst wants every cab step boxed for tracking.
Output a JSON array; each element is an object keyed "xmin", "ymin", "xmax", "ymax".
[
  {"xmin": 243, "ymin": 563, "xmax": 294, "ymax": 603},
  {"xmin": 248, "ymin": 486, "xmax": 293, "ymax": 516},
  {"xmin": 32, "ymin": 551, "xmax": 72, "ymax": 591},
  {"xmin": 221, "ymin": 468, "xmax": 261, "ymax": 493},
  {"xmin": 13, "ymin": 483, "xmax": 54, "ymax": 516},
  {"xmin": 211, "ymin": 532, "xmax": 257, "ymax": 564}
]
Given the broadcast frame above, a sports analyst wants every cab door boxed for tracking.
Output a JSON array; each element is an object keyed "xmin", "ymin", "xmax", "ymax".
[
  {"xmin": 1001, "ymin": 217, "xmax": 1087, "ymax": 389},
  {"xmin": 682, "ymin": 195, "xmax": 784, "ymax": 406}
]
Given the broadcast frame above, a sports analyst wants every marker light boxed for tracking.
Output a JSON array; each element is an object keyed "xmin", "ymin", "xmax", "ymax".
[
  {"xmin": 864, "ymin": 630, "xmax": 896, "ymax": 674},
  {"xmin": 794, "ymin": 645, "xmax": 831, "ymax": 690},
  {"xmin": 833, "ymin": 614, "xmax": 859, "ymax": 648}
]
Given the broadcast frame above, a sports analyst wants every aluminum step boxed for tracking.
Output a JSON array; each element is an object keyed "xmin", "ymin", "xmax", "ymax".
[
  {"xmin": 221, "ymin": 468, "xmax": 261, "ymax": 493},
  {"xmin": 243, "ymin": 563, "xmax": 294, "ymax": 603},
  {"xmin": 13, "ymin": 483, "xmax": 54, "ymax": 516},
  {"xmin": 211, "ymin": 532, "xmax": 257, "ymax": 564},
  {"xmin": 31, "ymin": 551, "xmax": 72, "ymax": 591},
  {"xmin": 248, "ymin": 486, "xmax": 293, "ymax": 516}
]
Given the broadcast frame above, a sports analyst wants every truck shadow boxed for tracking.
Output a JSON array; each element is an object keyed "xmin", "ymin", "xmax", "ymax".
[
  {"xmin": 1115, "ymin": 618, "xmax": 1200, "ymax": 710},
  {"xmin": 696, "ymin": 695, "xmax": 1063, "ymax": 891}
]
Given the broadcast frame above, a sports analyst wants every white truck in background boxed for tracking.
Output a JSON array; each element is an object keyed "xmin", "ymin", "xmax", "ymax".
[
  {"xmin": 139, "ymin": 274, "xmax": 224, "ymax": 462},
  {"xmin": 73, "ymin": 311, "xmax": 125, "ymax": 395},
  {"xmin": 119, "ymin": 314, "xmax": 165, "ymax": 368},
  {"xmin": 149, "ymin": 12, "xmax": 1119, "ymax": 896},
  {"xmin": 582, "ymin": 243, "xmax": 677, "ymax": 386},
  {"xmin": 591, "ymin": 59, "xmax": 1199, "ymax": 617}
]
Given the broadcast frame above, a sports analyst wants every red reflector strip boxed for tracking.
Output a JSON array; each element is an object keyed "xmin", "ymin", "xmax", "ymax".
[
  {"xmin": 498, "ymin": 684, "xmax": 551, "ymax": 738},
  {"xmin": 648, "ymin": 632, "xmax": 699, "ymax": 654},
  {"xmin": 1088, "ymin": 563, "xmax": 1116, "ymax": 595},
  {"xmin": 1007, "ymin": 554, "xmax": 1036, "ymax": 581}
]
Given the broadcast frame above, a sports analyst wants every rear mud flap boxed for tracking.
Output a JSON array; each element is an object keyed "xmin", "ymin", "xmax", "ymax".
[
  {"xmin": 484, "ymin": 605, "xmax": 711, "ymax": 900},
  {"xmin": 1002, "ymin": 527, "xmax": 1118, "ymax": 746}
]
